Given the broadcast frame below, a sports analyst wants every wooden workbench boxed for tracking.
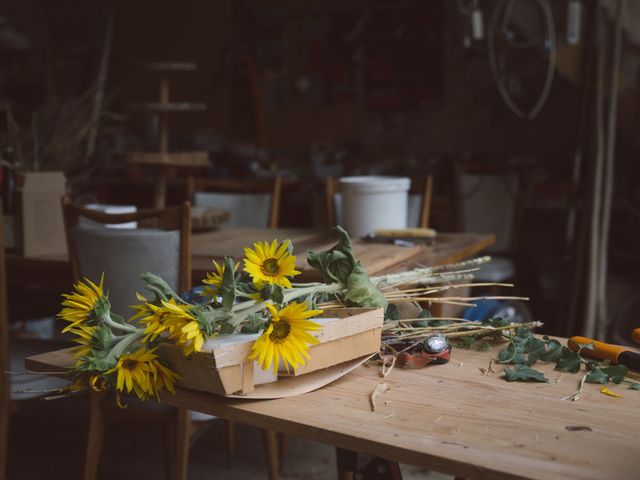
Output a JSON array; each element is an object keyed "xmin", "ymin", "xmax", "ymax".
[{"xmin": 26, "ymin": 339, "xmax": 640, "ymax": 480}]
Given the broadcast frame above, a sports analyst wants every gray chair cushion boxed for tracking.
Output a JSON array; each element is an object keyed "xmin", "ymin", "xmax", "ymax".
[
  {"xmin": 195, "ymin": 192, "xmax": 271, "ymax": 228},
  {"xmin": 72, "ymin": 226, "xmax": 181, "ymax": 316}
]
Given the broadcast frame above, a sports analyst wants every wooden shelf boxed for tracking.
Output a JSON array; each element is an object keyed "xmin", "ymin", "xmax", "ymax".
[
  {"xmin": 129, "ymin": 102, "xmax": 207, "ymax": 113},
  {"xmin": 127, "ymin": 151, "xmax": 209, "ymax": 167}
]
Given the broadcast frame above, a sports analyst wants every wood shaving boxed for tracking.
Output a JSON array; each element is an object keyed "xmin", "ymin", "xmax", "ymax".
[
  {"xmin": 380, "ymin": 356, "xmax": 396, "ymax": 378},
  {"xmin": 479, "ymin": 360, "xmax": 495, "ymax": 376},
  {"xmin": 561, "ymin": 373, "xmax": 587, "ymax": 402},
  {"xmin": 370, "ymin": 383, "xmax": 390, "ymax": 412}
]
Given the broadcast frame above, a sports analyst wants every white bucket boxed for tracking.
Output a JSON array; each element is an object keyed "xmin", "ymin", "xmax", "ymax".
[{"xmin": 338, "ymin": 176, "xmax": 410, "ymax": 238}]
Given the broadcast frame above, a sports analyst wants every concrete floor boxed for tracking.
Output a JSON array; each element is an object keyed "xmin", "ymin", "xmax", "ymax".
[{"xmin": 6, "ymin": 396, "xmax": 452, "ymax": 479}]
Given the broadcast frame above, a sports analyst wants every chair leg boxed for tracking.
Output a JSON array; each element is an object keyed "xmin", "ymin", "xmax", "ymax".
[
  {"xmin": 335, "ymin": 447, "xmax": 357, "ymax": 480},
  {"xmin": 277, "ymin": 432, "xmax": 286, "ymax": 473},
  {"xmin": 261, "ymin": 429, "xmax": 279, "ymax": 480},
  {"xmin": 83, "ymin": 393, "xmax": 104, "ymax": 480},
  {"xmin": 175, "ymin": 408, "xmax": 191, "ymax": 480},
  {"xmin": 225, "ymin": 420, "xmax": 235, "ymax": 468},
  {"xmin": 163, "ymin": 415, "xmax": 177, "ymax": 480}
]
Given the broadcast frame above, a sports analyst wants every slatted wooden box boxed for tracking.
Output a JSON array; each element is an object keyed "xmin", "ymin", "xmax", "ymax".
[{"xmin": 157, "ymin": 307, "xmax": 383, "ymax": 397}]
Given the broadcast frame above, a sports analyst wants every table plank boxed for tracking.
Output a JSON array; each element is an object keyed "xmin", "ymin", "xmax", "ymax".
[
  {"xmin": 27, "ymin": 342, "xmax": 640, "ymax": 480},
  {"xmin": 191, "ymin": 229, "xmax": 495, "ymax": 282}
]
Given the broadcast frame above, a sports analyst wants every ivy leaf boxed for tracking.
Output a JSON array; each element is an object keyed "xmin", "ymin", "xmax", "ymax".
[
  {"xmin": 555, "ymin": 348, "xmax": 582, "ymax": 373},
  {"xmin": 221, "ymin": 258, "xmax": 237, "ymax": 312},
  {"xmin": 602, "ymin": 365, "xmax": 628, "ymax": 384},
  {"xmin": 497, "ymin": 346, "xmax": 525, "ymax": 365},
  {"xmin": 460, "ymin": 336, "xmax": 476, "ymax": 348},
  {"xmin": 504, "ymin": 364, "xmax": 548, "ymax": 383},
  {"xmin": 384, "ymin": 304, "xmax": 400, "ymax": 321},
  {"xmin": 585, "ymin": 367, "xmax": 609, "ymax": 384},
  {"xmin": 526, "ymin": 337, "xmax": 547, "ymax": 366},
  {"xmin": 540, "ymin": 339, "xmax": 563, "ymax": 363},
  {"xmin": 577, "ymin": 342, "xmax": 595, "ymax": 351}
]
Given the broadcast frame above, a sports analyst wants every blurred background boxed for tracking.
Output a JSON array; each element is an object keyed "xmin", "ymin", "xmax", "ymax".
[{"xmin": 1, "ymin": 0, "xmax": 639, "ymax": 396}]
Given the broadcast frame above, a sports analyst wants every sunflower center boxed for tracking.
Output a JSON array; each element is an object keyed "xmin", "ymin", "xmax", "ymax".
[
  {"xmin": 261, "ymin": 258, "xmax": 280, "ymax": 277},
  {"xmin": 269, "ymin": 320, "xmax": 291, "ymax": 344},
  {"xmin": 122, "ymin": 359, "xmax": 138, "ymax": 370}
]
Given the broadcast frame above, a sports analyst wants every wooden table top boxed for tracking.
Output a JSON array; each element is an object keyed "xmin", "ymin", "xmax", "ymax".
[
  {"xmin": 191, "ymin": 228, "xmax": 495, "ymax": 281},
  {"xmin": 27, "ymin": 341, "xmax": 640, "ymax": 480}
]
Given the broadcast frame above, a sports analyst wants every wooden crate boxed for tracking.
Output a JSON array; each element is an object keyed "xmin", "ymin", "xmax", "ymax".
[{"xmin": 158, "ymin": 307, "xmax": 383, "ymax": 396}]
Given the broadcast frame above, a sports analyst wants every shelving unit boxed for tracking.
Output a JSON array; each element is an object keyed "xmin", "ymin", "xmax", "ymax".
[{"xmin": 127, "ymin": 62, "xmax": 209, "ymax": 208}]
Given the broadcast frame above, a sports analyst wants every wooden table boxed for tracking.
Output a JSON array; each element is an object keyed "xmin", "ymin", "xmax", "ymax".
[
  {"xmin": 27, "ymin": 341, "xmax": 640, "ymax": 480},
  {"xmin": 191, "ymin": 228, "xmax": 495, "ymax": 282},
  {"xmin": 5, "ymin": 231, "xmax": 494, "ymax": 319}
]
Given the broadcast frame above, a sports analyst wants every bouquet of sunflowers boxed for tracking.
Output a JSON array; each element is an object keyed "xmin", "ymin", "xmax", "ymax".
[{"xmin": 57, "ymin": 227, "xmax": 528, "ymax": 405}]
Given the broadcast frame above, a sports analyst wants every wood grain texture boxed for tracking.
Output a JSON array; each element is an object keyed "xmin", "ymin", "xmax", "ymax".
[
  {"xmin": 191, "ymin": 228, "xmax": 491, "ymax": 281},
  {"xmin": 26, "ymin": 342, "xmax": 640, "ymax": 480}
]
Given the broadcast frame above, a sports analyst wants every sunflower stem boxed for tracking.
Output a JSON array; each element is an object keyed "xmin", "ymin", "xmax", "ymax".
[
  {"xmin": 102, "ymin": 311, "xmax": 140, "ymax": 333},
  {"xmin": 105, "ymin": 331, "xmax": 144, "ymax": 365}
]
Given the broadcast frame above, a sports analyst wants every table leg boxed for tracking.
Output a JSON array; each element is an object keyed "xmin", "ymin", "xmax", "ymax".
[
  {"xmin": 83, "ymin": 393, "xmax": 104, "ymax": 480},
  {"xmin": 262, "ymin": 429, "xmax": 279, "ymax": 480},
  {"xmin": 175, "ymin": 408, "xmax": 190, "ymax": 480},
  {"xmin": 335, "ymin": 448, "xmax": 403, "ymax": 480},
  {"xmin": 335, "ymin": 448, "xmax": 358, "ymax": 480}
]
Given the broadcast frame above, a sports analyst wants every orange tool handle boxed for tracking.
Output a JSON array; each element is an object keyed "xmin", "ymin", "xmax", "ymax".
[
  {"xmin": 632, "ymin": 328, "xmax": 640, "ymax": 345},
  {"xmin": 567, "ymin": 336, "xmax": 626, "ymax": 363}
]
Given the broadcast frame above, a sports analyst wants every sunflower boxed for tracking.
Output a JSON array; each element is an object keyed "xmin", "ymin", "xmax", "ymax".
[
  {"xmin": 248, "ymin": 302, "xmax": 323, "ymax": 373},
  {"xmin": 68, "ymin": 324, "xmax": 96, "ymax": 359},
  {"xmin": 243, "ymin": 240, "xmax": 300, "ymax": 289},
  {"xmin": 107, "ymin": 347, "xmax": 179, "ymax": 401},
  {"xmin": 202, "ymin": 259, "xmax": 235, "ymax": 298},
  {"xmin": 59, "ymin": 273, "xmax": 108, "ymax": 330},
  {"xmin": 137, "ymin": 299, "xmax": 206, "ymax": 356}
]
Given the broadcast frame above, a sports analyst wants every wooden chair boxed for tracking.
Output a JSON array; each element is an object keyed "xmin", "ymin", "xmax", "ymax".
[
  {"xmin": 326, "ymin": 175, "xmax": 433, "ymax": 229},
  {"xmin": 61, "ymin": 197, "xmax": 281, "ymax": 480},
  {"xmin": 186, "ymin": 176, "xmax": 282, "ymax": 228},
  {"xmin": 1, "ymin": 201, "xmax": 71, "ymax": 480}
]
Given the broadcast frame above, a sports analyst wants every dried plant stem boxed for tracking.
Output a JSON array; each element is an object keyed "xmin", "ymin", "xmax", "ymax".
[{"xmin": 386, "ymin": 321, "xmax": 543, "ymax": 341}]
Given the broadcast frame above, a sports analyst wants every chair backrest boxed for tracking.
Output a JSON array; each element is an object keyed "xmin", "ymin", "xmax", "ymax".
[
  {"xmin": 326, "ymin": 175, "xmax": 433, "ymax": 229},
  {"xmin": 187, "ymin": 176, "xmax": 281, "ymax": 228},
  {"xmin": 61, "ymin": 196, "xmax": 191, "ymax": 315}
]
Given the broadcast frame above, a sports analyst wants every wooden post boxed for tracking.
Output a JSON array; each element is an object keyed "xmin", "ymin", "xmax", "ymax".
[{"xmin": 83, "ymin": 393, "xmax": 104, "ymax": 480}]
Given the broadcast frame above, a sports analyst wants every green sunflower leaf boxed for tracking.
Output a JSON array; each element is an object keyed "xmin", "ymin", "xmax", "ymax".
[
  {"xmin": 240, "ymin": 313, "xmax": 265, "ymax": 334},
  {"xmin": 307, "ymin": 227, "xmax": 356, "ymax": 284},
  {"xmin": 504, "ymin": 364, "xmax": 548, "ymax": 383},
  {"xmin": 270, "ymin": 285, "xmax": 284, "ymax": 305},
  {"xmin": 221, "ymin": 258, "xmax": 237, "ymax": 312}
]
